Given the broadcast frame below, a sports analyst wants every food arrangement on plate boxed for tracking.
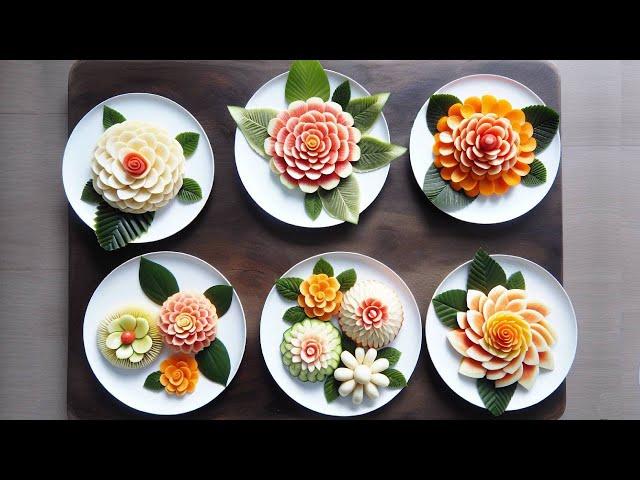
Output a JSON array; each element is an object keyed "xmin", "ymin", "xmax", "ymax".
[
  {"xmin": 96, "ymin": 256, "xmax": 235, "ymax": 399},
  {"xmin": 431, "ymin": 248, "xmax": 563, "ymax": 416},
  {"xmin": 229, "ymin": 60, "xmax": 406, "ymax": 225},
  {"xmin": 79, "ymin": 106, "xmax": 204, "ymax": 250},
  {"xmin": 275, "ymin": 257, "xmax": 408, "ymax": 405},
  {"xmin": 423, "ymin": 92, "xmax": 559, "ymax": 211}
]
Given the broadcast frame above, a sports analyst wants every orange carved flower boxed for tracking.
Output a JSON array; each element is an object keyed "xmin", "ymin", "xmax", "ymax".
[
  {"xmin": 433, "ymin": 95, "xmax": 536, "ymax": 196},
  {"xmin": 159, "ymin": 354, "xmax": 199, "ymax": 396},
  {"xmin": 297, "ymin": 273, "xmax": 343, "ymax": 321}
]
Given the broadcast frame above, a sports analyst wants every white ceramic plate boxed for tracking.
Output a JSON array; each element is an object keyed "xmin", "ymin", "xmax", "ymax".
[
  {"xmin": 260, "ymin": 252, "xmax": 422, "ymax": 416},
  {"xmin": 409, "ymin": 74, "xmax": 561, "ymax": 224},
  {"xmin": 83, "ymin": 251, "xmax": 246, "ymax": 415},
  {"xmin": 425, "ymin": 254, "xmax": 577, "ymax": 411},
  {"xmin": 234, "ymin": 70, "xmax": 390, "ymax": 228},
  {"xmin": 63, "ymin": 93, "xmax": 215, "ymax": 243}
]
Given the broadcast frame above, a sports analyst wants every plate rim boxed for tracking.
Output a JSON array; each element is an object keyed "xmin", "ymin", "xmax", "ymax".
[
  {"xmin": 424, "ymin": 253, "xmax": 577, "ymax": 411},
  {"xmin": 62, "ymin": 91, "xmax": 216, "ymax": 243},
  {"xmin": 259, "ymin": 250, "xmax": 422, "ymax": 416},
  {"xmin": 82, "ymin": 250, "xmax": 247, "ymax": 415},
  {"xmin": 234, "ymin": 68, "xmax": 391, "ymax": 229},
  {"xmin": 409, "ymin": 73, "xmax": 562, "ymax": 225}
]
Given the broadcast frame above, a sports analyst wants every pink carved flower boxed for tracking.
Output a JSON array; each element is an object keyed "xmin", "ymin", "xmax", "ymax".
[
  {"xmin": 158, "ymin": 291, "xmax": 218, "ymax": 354},
  {"xmin": 264, "ymin": 97, "xmax": 361, "ymax": 193},
  {"xmin": 356, "ymin": 299, "xmax": 389, "ymax": 330}
]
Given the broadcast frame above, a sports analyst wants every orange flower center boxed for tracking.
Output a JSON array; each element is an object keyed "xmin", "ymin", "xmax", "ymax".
[
  {"xmin": 122, "ymin": 152, "xmax": 148, "ymax": 177},
  {"xmin": 304, "ymin": 134, "xmax": 320, "ymax": 150},
  {"xmin": 120, "ymin": 331, "xmax": 135, "ymax": 345}
]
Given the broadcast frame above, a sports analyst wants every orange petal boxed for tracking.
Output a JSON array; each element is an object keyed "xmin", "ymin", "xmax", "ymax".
[
  {"xmin": 510, "ymin": 122, "xmax": 522, "ymax": 134},
  {"xmin": 511, "ymin": 161, "xmax": 530, "ymax": 176},
  {"xmin": 187, "ymin": 380, "xmax": 197, "ymax": 393},
  {"xmin": 464, "ymin": 96, "xmax": 482, "ymax": 112},
  {"xmin": 447, "ymin": 329, "xmax": 474, "ymax": 356},
  {"xmin": 460, "ymin": 104, "xmax": 476, "ymax": 119},
  {"xmin": 460, "ymin": 176, "xmax": 477, "ymax": 191},
  {"xmin": 160, "ymin": 375, "xmax": 169, "ymax": 386},
  {"xmin": 448, "ymin": 103, "xmax": 462, "ymax": 117},
  {"xmin": 440, "ymin": 166, "xmax": 454, "ymax": 181},
  {"xmin": 459, "ymin": 358, "xmax": 487, "ymax": 378},
  {"xmin": 493, "ymin": 177, "xmax": 510, "ymax": 195},
  {"xmin": 451, "ymin": 167, "xmax": 468, "ymax": 183},
  {"xmin": 451, "ymin": 181, "xmax": 463, "ymax": 191},
  {"xmin": 520, "ymin": 137, "xmax": 537, "ymax": 152},
  {"xmin": 517, "ymin": 151, "xmax": 535, "ymax": 164},
  {"xmin": 432, "ymin": 143, "xmax": 441, "ymax": 155},
  {"xmin": 433, "ymin": 156, "xmax": 442, "ymax": 168},
  {"xmin": 502, "ymin": 169, "xmax": 521, "ymax": 186},
  {"xmin": 505, "ymin": 109, "xmax": 525, "ymax": 125},
  {"xmin": 494, "ymin": 99, "xmax": 512, "ymax": 117},
  {"xmin": 479, "ymin": 179, "xmax": 495, "ymax": 195},
  {"xmin": 487, "ymin": 172, "xmax": 502, "ymax": 182},
  {"xmin": 447, "ymin": 115, "xmax": 462, "ymax": 130},
  {"xmin": 527, "ymin": 300, "xmax": 550, "ymax": 316},
  {"xmin": 518, "ymin": 364, "xmax": 539, "ymax": 390},
  {"xmin": 439, "ymin": 155, "xmax": 458, "ymax": 168},
  {"xmin": 465, "ymin": 184, "xmax": 480, "ymax": 197},
  {"xmin": 520, "ymin": 122, "xmax": 533, "ymax": 137},
  {"xmin": 437, "ymin": 116, "xmax": 449, "ymax": 132},
  {"xmin": 481, "ymin": 95, "xmax": 497, "ymax": 114}
]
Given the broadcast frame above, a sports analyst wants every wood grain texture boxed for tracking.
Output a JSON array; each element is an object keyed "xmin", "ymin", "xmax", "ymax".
[{"xmin": 66, "ymin": 60, "xmax": 564, "ymax": 419}]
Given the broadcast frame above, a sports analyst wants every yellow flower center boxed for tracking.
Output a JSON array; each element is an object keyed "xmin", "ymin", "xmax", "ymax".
[
  {"xmin": 483, "ymin": 311, "xmax": 532, "ymax": 358},
  {"xmin": 304, "ymin": 134, "xmax": 320, "ymax": 150},
  {"xmin": 176, "ymin": 313, "xmax": 194, "ymax": 329}
]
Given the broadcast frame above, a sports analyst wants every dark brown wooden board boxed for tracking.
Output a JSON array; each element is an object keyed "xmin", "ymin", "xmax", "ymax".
[{"xmin": 67, "ymin": 60, "xmax": 564, "ymax": 419}]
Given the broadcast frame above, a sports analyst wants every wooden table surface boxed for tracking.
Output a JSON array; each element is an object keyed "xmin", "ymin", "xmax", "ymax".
[{"xmin": 0, "ymin": 60, "xmax": 638, "ymax": 419}]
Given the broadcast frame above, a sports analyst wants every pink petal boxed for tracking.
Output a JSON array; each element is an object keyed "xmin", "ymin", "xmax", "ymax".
[
  {"xmin": 298, "ymin": 178, "xmax": 319, "ymax": 193},
  {"xmin": 319, "ymin": 173, "xmax": 340, "ymax": 190},
  {"xmin": 334, "ymin": 161, "xmax": 352, "ymax": 178}
]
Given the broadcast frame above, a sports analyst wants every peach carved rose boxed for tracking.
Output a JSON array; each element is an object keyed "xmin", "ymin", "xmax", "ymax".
[
  {"xmin": 446, "ymin": 285, "xmax": 557, "ymax": 389},
  {"xmin": 158, "ymin": 291, "xmax": 218, "ymax": 354},
  {"xmin": 264, "ymin": 97, "xmax": 361, "ymax": 193}
]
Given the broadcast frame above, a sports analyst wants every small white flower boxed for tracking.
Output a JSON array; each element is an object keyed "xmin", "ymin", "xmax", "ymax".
[{"xmin": 334, "ymin": 347, "xmax": 389, "ymax": 405}]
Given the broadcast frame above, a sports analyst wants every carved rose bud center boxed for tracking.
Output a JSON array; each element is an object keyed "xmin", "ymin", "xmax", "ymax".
[
  {"xmin": 122, "ymin": 152, "xmax": 149, "ymax": 177},
  {"xmin": 300, "ymin": 339, "xmax": 322, "ymax": 363},
  {"xmin": 175, "ymin": 313, "xmax": 195, "ymax": 332},
  {"xmin": 120, "ymin": 331, "xmax": 135, "ymax": 345},
  {"xmin": 479, "ymin": 133, "xmax": 497, "ymax": 151},
  {"xmin": 303, "ymin": 133, "xmax": 320, "ymax": 150}
]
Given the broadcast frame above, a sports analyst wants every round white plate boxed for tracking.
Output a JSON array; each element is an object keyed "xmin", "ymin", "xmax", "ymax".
[
  {"xmin": 425, "ymin": 254, "xmax": 577, "ymax": 411},
  {"xmin": 234, "ymin": 70, "xmax": 390, "ymax": 228},
  {"xmin": 83, "ymin": 251, "xmax": 246, "ymax": 415},
  {"xmin": 409, "ymin": 74, "xmax": 561, "ymax": 224},
  {"xmin": 260, "ymin": 251, "xmax": 422, "ymax": 416},
  {"xmin": 63, "ymin": 93, "xmax": 215, "ymax": 243}
]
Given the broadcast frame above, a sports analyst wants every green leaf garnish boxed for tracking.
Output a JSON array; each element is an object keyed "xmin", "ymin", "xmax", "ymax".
[
  {"xmin": 196, "ymin": 338, "xmax": 231, "ymax": 386},
  {"xmin": 336, "ymin": 269, "xmax": 357, "ymax": 291},
  {"xmin": 522, "ymin": 105, "xmax": 559, "ymax": 154},
  {"xmin": 304, "ymin": 192, "xmax": 322, "ymax": 221},
  {"xmin": 143, "ymin": 371, "xmax": 163, "ymax": 391},
  {"xmin": 521, "ymin": 159, "xmax": 547, "ymax": 186},
  {"xmin": 353, "ymin": 136, "xmax": 406, "ymax": 173},
  {"xmin": 275, "ymin": 277, "xmax": 304, "ymax": 300},
  {"xmin": 139, "ymin": 256, "xmax": 180, "ymax": 305},
  {"xmin": 319, "ymin": 175, "xmax": 360, "ymax": 224},
  {"xmin": 313, "ymin": 258, "xmax": 334, "ymax": 277},
  {"xmin": 432, "ymin": 289, "xmax": 467, "ymax": 328},
  {"xmin": 423, "ymin": 164, "xmax": 475, "ymax": 211},
  {"xmin": 346, "ymin": 93, "xmax": 389, "ymax": 133},
  {"xmin": 331, "ymin": 80, "xmax": 351, "ymax": 110},
  {"xmin": 324, "ymin": 375, "xmax": 340, "ymax": 403},
  {"xmin": 94, "ymin": 203, "xmax": 154, "ymax": 251},
  {"xmin": 103, "ymin": 105, "xmax": 126, "ymax": 129},
  {"xmin": 228, "ymin": 106, "xmax": 278, "ymax": 159},
  {"xmin": 426, "ymin": 94, "xmax": 461, "ymax": 135},
  {"xmin": 506, "ymin": 271, "xmax": 526, "ymax": 290},
  {"xmin": 203, "ymin": 285, "xmax": 233, "ymax": 317},
  {"xmin": 341, "ymin": 334, "xmax": 356, "ymax": 354},
  {"xmin": 285, "ymin": 60, "xmax": 330, "ymax": 103},
  {"xmin": 175, "ymin": 132, "xmax": 200, "ymax": 157},
  {"xmin": 282, "ymin": 306, "xmax": 309, "ymax": 324},
  {"xmin": 467, "ymin": 248, "xmax": 507, "ymax": 295},
  {"xmin": 382, "ymin": 368, "xmax": 407, "ymax": 388},
  {"xmin": 80, "ymin": 180, "xmax": 102, "ymax": 204},
  {"xmin": 477, "ymin": 378, "xmax": 517, "ymax": 416},
  {"xmin": 377, "ymin": 347, "xmax": 401, "ymax": 367},
  {"xmin": 177, "ymin": 178, "xmax": 203, "ymax": 203}
]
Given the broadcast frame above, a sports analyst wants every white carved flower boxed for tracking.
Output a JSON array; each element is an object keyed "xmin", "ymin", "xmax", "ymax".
[
  {"xmin": 333, "ymin": 347, "xmax": 390, "ymax": 404},
  {"xmin": 91, "ymin": 120, "xmax": 186, "ymax": 214}
]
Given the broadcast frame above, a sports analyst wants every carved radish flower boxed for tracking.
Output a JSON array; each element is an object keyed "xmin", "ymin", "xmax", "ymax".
[
  {"xmin": 264, "ymin": 97, "xmax": 361, "ymax": 193},
  {"xmin": 334, "ymin": 347, "xmax": 390, "ymax": 404}
]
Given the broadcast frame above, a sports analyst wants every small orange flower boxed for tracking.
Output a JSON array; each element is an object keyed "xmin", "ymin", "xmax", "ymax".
[
  {"xmin": 433, "ymin": 95, "xmax": 536, "ymax": 197},
  {"xmin": 159, "ymin": 354, "xmax": 199, "ymax": 396},
  {"xmin": 298, "ymin": 273, "xmax": 343, "ymax": 321}
]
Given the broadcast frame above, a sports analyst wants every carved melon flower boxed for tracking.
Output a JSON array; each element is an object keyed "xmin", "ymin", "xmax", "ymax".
[
  {"xmin": 159, "ymin": 354, "xmax": 199, "ymax": 396},
  {"xmin": 280, "ymin": 319, "xmax": 342, "ymax": 382},
  {"xmin": 264, "ymin": 97, "xmax": 361, "ymax": 193},
  {"xmin": 339, "ymin": 280, "xmax": 404, "ymax": 349},
  {"xmin": 298, "ymin": 273, "xmax": 344, "ymax": 321},
  {"xmin": 446, "ymin": 285, "xmax": 557, "ymax": 389},
  {"xmin": 159, "ymin": 291, "xmax": 218, "ymax": 354},
  {"xmin": 333, "ymin": 347, "xmax": 390, "ymax": 404},
  {"xmin": 433, "ymin": 96, "xmax": 536, "ymax": 196},
  {"xmin": 91, "ymin": 120, "xmax": 186, "ymax": 213}
]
